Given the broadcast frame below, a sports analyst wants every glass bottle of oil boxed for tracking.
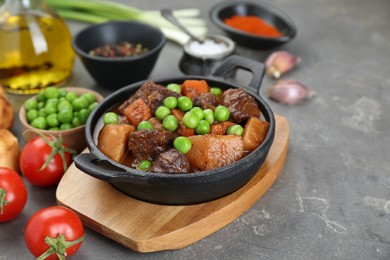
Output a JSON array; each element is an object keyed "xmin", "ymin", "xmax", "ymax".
[{"xmin": 0, "ymin": 0, "xmax": 74, "ymax": 94}]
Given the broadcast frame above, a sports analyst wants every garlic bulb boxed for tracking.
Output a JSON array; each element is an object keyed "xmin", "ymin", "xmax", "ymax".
[
  {"xmin": 267, "ymin": 79, "xmax": 315, "ymax": 105},
  {"xmin": 265, "ymin": 51, "xmax": 301, "ymax": 79}
]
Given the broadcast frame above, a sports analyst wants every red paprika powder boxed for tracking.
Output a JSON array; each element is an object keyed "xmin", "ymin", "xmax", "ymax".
[{"xmin": 224, "ymin": 15, "xmax": 282, "ymax": 37}]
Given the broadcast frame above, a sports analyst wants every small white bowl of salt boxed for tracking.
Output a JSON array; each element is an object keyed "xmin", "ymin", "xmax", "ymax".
[{"xmin": 180, "ymin": 34, "xmax": 236, "ymax": 75}]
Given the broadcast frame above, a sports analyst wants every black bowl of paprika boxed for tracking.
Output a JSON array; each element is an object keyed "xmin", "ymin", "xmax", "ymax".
[{"xmin": 209, "ymin": 0, "xmax": 296, "ymax": 49}]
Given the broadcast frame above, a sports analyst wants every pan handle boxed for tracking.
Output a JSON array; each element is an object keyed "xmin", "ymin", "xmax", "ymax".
[
  {"xmin": 74, "ymin": 153, "xmax": 149, "ymax": 183},
  {"xmin": 211, "ymin": 55, "xmax": 265, "ymax": 93}
]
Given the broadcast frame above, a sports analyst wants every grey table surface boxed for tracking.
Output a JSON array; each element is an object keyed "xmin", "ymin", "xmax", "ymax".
[{"xmin": 2, "ymin": 0, "xmax": 390, "ymax": 259}]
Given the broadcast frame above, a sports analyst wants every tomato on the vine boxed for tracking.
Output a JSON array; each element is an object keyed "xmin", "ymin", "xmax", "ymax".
[
  {"xmin": 0, "ymin": 167, "xmax": 28, "ymax": 222},
  {"xmin": 20, "ymin": 133, "xmax": 76, "ymax": 187},
  {"xmin": 25, "ymin": 206, "xmax": 84, "ymax": 260}
]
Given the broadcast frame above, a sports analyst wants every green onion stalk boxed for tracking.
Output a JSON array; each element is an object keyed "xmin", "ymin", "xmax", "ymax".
[{"xmin": 45, "ymin": 0, "xmax": 208, "ymax": 45}]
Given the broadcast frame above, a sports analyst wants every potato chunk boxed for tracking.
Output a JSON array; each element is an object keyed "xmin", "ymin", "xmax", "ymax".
[
  {"xmin": 242, "ymin": 117, "xmax": 269, "ymax": 151},
  {"xmin": 0, "ymin": 129, "xmax": 20, "ymax": 172},
  {"xmin": 0, "ymin": 96, "xmax": 13, "ymax": 130},
  {"xmin": 98, "ymin": 124, "xmax": 135, "ymax": 162},
  {"xmin": 186, "ymin": 135, "xmax": 243, "ymax": 171}
]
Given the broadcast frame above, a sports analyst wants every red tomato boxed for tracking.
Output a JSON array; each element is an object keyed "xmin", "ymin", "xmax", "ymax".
[
  {"xmin": 25, "ymin": 206, "xmax": 84, "ymax": 260},
  {"xmin": 20, "ymin": 135, "xmax": 73, "ymax": 187},
  {"xmin": 0, "ymin": 167, "xmax": 28, "ymax": 222}
]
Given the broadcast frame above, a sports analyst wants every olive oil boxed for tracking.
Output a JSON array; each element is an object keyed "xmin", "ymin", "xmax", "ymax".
[{"xmin": 0, "ymin": 1, "xmax": 74, "ymax": 94}]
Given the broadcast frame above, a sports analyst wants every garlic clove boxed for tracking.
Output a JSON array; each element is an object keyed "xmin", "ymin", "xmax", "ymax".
[
  {"xmin": 266, "ymin": 79, "xmax": 315, "ymax": 105},
  {"xmin": 265, "ymin": 51, "xmax": 301, "ymax": 79}
]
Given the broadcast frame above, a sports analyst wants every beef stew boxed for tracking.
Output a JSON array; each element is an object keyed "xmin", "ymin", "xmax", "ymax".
[{"xmin": 97, "ymin": 80, "xmax": 269, "ymax": 174}]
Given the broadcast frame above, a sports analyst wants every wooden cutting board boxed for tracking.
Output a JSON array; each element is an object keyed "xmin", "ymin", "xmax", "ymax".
[{"xmin": 56, "ymin": 114, "xmax": 289, "ymax": 253}]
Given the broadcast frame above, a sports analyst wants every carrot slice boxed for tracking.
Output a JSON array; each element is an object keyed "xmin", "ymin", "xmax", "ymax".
[
  {"xmin": 123, "ymin": 98, "xmax": 151, "ymax": 126},
  {"xmin": 182, "ymin": 80, "xmax": 210, "ymax": 99},
  {"xmin": 178, "ymin": 122, "xmax": 195, "ymax": 137},
  {"xmin": 171, "ymin": 108, "xmax": 185, "ymax": 121}
]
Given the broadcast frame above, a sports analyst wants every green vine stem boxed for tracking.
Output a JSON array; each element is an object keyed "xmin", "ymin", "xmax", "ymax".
[
  {"xmin": 25, "ymin": 130, "xmax": 77, "ymax": 172},
  {"xmin": 0, "ymin": 188, "xmax": 10, "ymax": 215},
  {"xmin": 37, "ymin": 234, "xmax": 84, "ymax": 260}
]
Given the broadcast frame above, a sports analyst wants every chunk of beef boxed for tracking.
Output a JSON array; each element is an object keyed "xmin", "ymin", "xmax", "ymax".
[
  {"xmin": 119, "ymin": 81, "xmax": 180, "ymax": 114},
  {"xmin": 193, "ymin": 92, "xmax": 217, "ymax": 110},
  {"xmin": 118, "ymin": 115, "xmax": 129, "ymax": 124},
  {"xmin": 147, "ymin": 117, "xmax": 164, "ymax": 130},
  {"xmin": 128, "ymin": 129, "xmax": 176, "ymax": 161},
  {"xmin": 150, "ymin": 148, "xmax": 191, "ymax": 174},
  {"xmin": 221, "ymin": 88, "xmax": 260, "ymax": 123}
]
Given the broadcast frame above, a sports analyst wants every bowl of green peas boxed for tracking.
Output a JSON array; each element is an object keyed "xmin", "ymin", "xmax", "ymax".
[{"xmin": 19, "ymin": 87, "xmax": 104, "ymax": 153}]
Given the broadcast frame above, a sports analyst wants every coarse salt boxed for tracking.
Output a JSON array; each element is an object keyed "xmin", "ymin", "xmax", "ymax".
[{"xmin": 188, "ymin": 39, "xmax": 228, "ymax": 56}]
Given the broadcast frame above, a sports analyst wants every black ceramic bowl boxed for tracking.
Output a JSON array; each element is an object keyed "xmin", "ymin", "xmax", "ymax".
[
  {"xmin": 74, "ymin": 55, "xmax": 275, "ymax": 205},
  {"xmin": 209, "ymin": 0, "xmax": 296, "ymax": 49},
  {"xmin": 72, "ymin": 21, "xmax": 165, "ymax": 89}
]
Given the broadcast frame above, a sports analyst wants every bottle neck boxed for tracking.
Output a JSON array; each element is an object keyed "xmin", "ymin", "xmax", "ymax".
[
  {"xmin": 0, "ymin": 0, "xmax": 57, "ymax": 18},
  {"xmin": 13, "ymin": 0, "xmax": 45, "ymax": 10}
]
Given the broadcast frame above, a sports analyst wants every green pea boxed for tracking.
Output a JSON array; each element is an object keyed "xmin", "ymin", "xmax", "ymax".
[
  {"xmin": 203, "ymin": 109, "xmax": 214, "ymax": 125},
  {"xmin": 81, "ymin": 93, "xmax": 96, "ymax": 104},
  {"xmin": 46, "ymin": 97, "xmax": 59, "ymax": 103},
  {"xmin": 210, "ymin": 87, "xmax": 222, "ymax": 96},
  {"xmin": 163, "ymin": 96, "xmax": 178, "ymax": 109},
  {"xmin": 195, "ymin": 120, "xmax": 210, "ymax": 135},
  {"xmin": 177, "ymin": 96, "xmax": 193, "ymax": 111},
  {"xmin": 155, "ymin": 106, "xmax": 171, "ymax": 120},
  {"xmin": 60, "ymin": 123, "xmax": 73, "ymax": 130},
  {"xmin": 214, "ymin": 105, "xmax": 230, "ymax": 122},
  {"xmin": 38, "ymin": 109, "xmax": 47, "ymax": 117},
  {"xmin": 31, "ymin": 117, "xmax": 47, "ymax": 129},
  {"xmin": 44, "ymin": 87, "xmax": 59, "ymax": 99},
  {"xmin": 182, "ymin": 111, "xmax": 200, "ymax": 129},
  {"xmin": 26, "ymin": 109, "xmax": 38, "ymax": 122},
  {"xmin": 137, "ymin": 160, "xmax": 152, "ymax": 171},
  {"xmin": 58, "ymin": 88, "xmax": 67, "ymax": 97},
  {"xmin": 162, "ymin": 115, "xmax": 178, "ymax": 131},
  {"xmin": 37, "ymin": 101, "xmax": 45, "ymax": 109},
  {"xmin": 37, "ymin": 91, "xmax": 46, "ymax": 102},
  {"xmin": 66, "ymin": 92, "xmax": 78, "ymax": 103},
  {"xmin": 167, "ymin": 83, "xmax": 181, "ymax": 94},
  {"xmin": 173, "ymin": 136, "xmax": 192, "ymax": 154},
  {"xmin": 49, "ymin": 127, "xmax": 60, "ymax": 131},
  {"xmin": 46, "ymin": 113, "xmax": 60, "ymax": 127},
  {"xmin": 103, "ymin": 112, "xmax": 119, "ymax": 124},
  {"xmin": 72, "ymin": 117, "xmax": 82, "ymax": 127},
  {"xmin": 72, "ymin": 97, "xmax": 89, "ymax": 111},
  {"xmin": 88, "ymin": 102, "xmax": 98, "ymax": 111},
  {"xmin": 24, "ymin": 99, "xmax": 38, "ymax": 111},
  {"xmin": 57, "ymin": 100, "xmax": 73, "ymax": 112},
  {"xmin": 137, "ymin": 121, "xmax": 154, "ymax": 130},
  {"xmin": 190, "ymin": 107, "xmax": 204, "ymax": 120},
  {"xmin": 44, "ymin": 102, "xmax": 57, "ymax": 115},
  {"xmin": 78, "ymin": 109, "xmax": 90, "ymax": 124},
  {"xmin": 227, "ymin": 125, "xmax": 244, "ymax": 136},
  {"xmin": 58, "ymin": 109, "xmax": 73, "ymax": 124}
]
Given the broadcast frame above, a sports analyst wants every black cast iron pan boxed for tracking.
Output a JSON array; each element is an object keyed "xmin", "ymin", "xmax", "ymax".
[{"xmin": 74, "ymin": 55, "xmax": 275, "ymax": 205}]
